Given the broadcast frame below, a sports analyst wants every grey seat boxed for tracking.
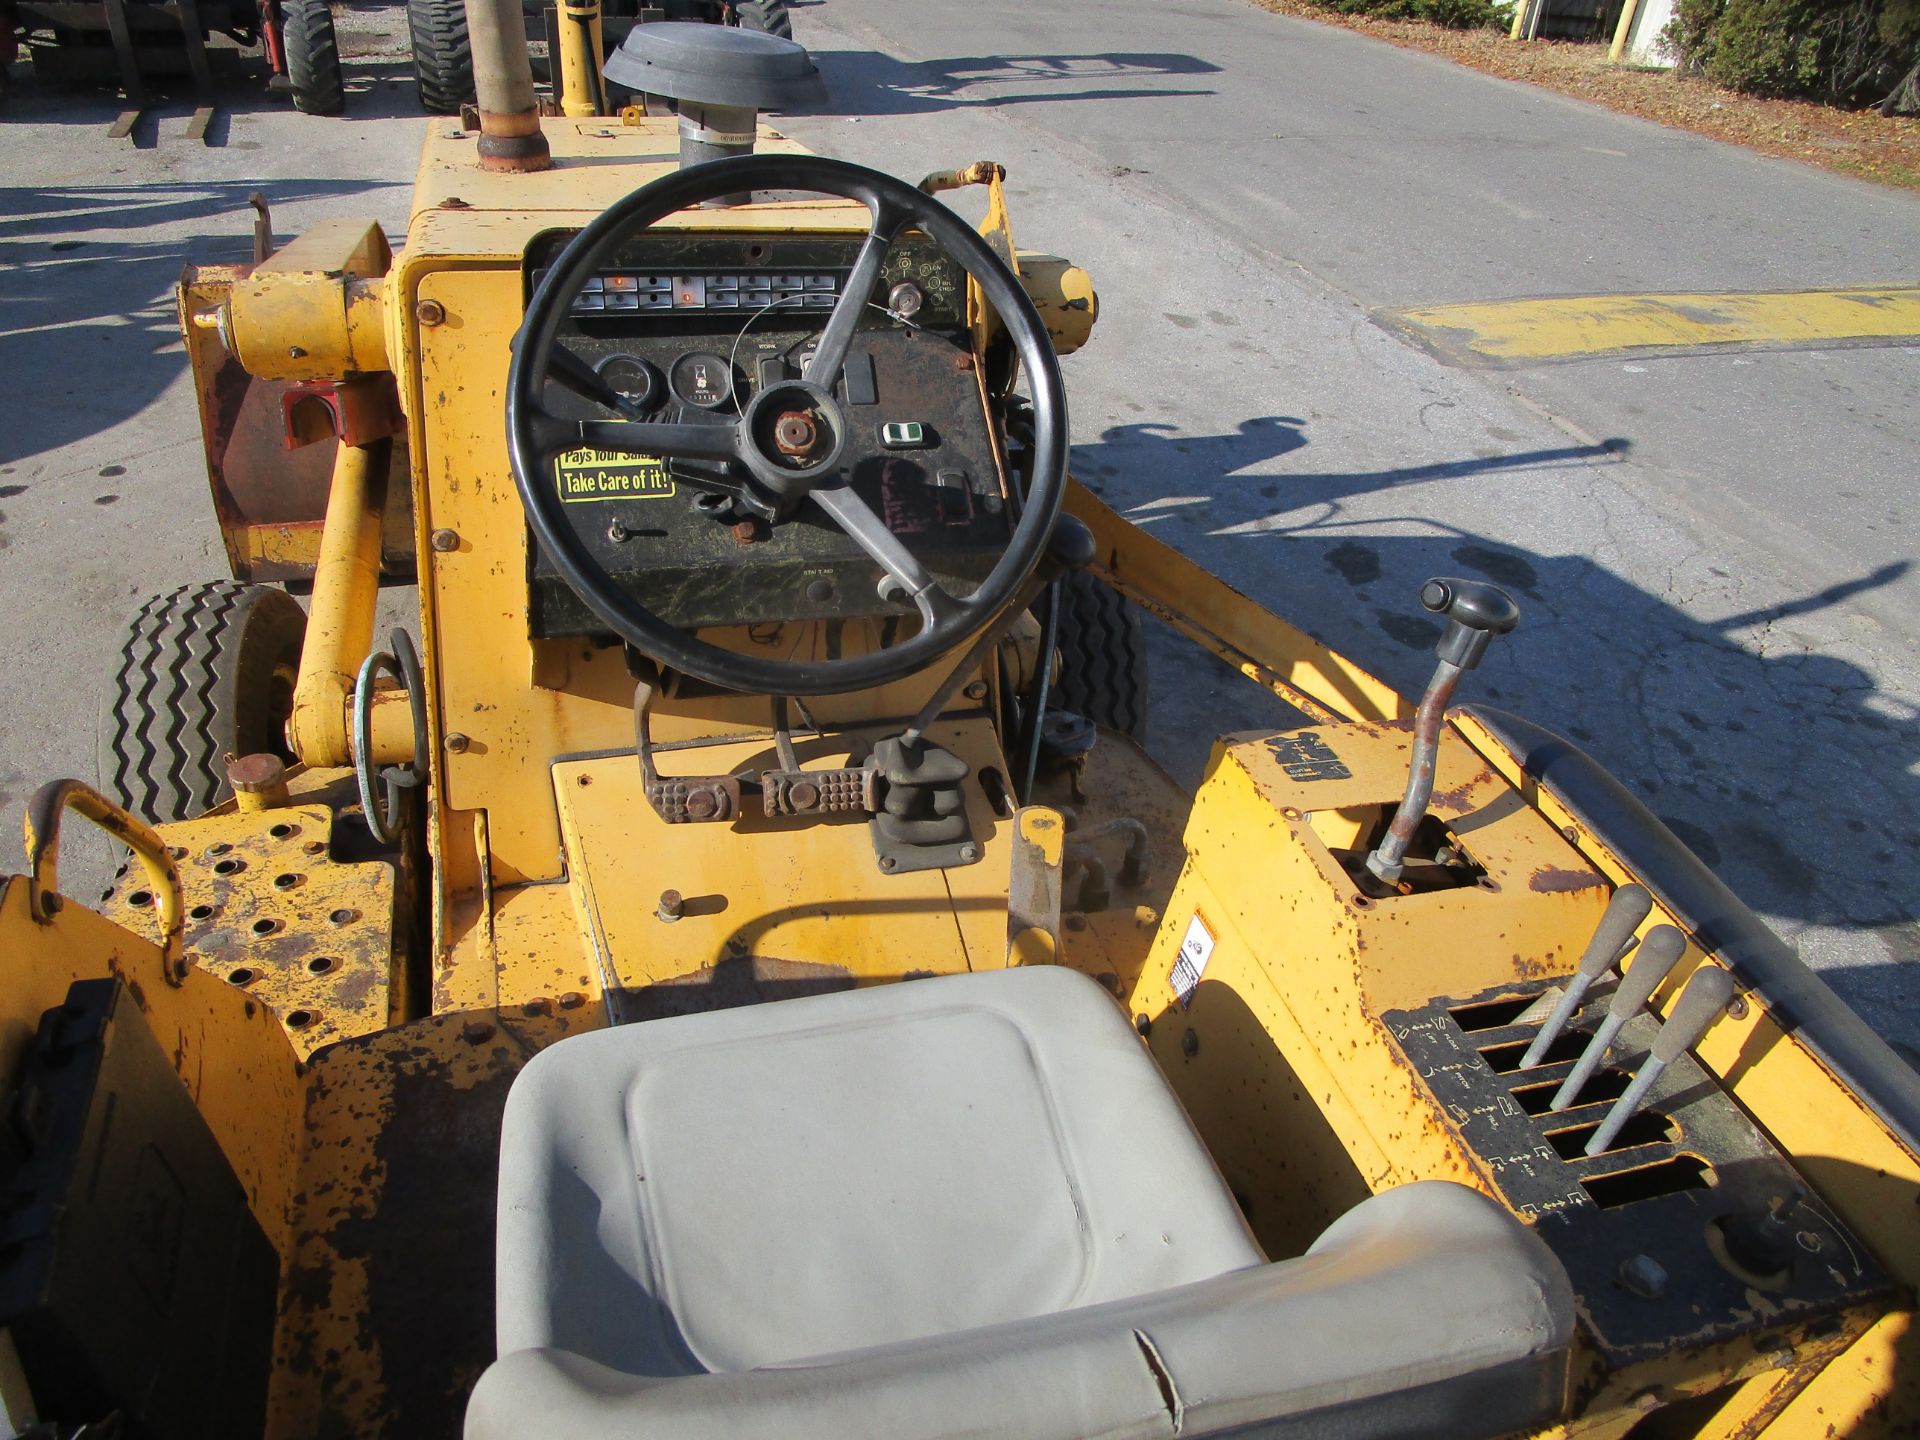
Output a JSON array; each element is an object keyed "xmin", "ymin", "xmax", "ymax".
[{"xmin": 468, "ymin": 965, "xmax": 1574, "ymax": 1440}]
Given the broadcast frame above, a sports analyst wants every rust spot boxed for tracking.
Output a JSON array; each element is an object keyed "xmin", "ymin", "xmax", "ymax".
[{"xmin": 1529, "ymin": 865, "xmax": 1596, "ymax": 894}]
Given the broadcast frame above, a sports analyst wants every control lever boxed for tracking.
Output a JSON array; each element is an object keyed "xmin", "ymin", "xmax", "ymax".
[
  {"xmin": 1365, "ymin": 578, "xmax": 1520, "ymax": 887},
  {"xmin": 1550, "ymin": 924, "xmax": 1686, "ymax": 1111},
  {"xmin": 1519, "ymin": 883, "xmax": 1653, "ymax": 1069},
  {"xmin": 1583, "ymin": 966, "xmax": 1736, "ymax": 1156}
]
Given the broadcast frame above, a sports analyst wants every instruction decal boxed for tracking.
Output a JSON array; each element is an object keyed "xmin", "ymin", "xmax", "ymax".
[
  {"xmin": 1169, "ymin": 912, "xmax": 1215, "ymax": 1010},
  {"xmin": 554, "ymin": 449, "xmax": 675, "ymax": 502},
  {"xmin": 1265, "ymin": 731, "xmax": 1351, "ymax": 782}
]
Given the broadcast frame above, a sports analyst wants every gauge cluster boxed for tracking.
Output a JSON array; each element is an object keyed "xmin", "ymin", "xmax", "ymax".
[{"xmin": 521, "ymin": 230, "xmax": 1012, "ymax": 639}]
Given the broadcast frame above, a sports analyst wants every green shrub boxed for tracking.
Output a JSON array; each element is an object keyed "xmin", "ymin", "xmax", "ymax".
[{"xmin": 1667, "ymin": 0, "xmax": 1920, "ymax": 109}]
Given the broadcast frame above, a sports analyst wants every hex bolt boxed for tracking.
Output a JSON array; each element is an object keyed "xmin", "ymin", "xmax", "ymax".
[
  {"xmin": 430, "ymin": 528, "xmax": 460, "ymax": 552},
  {"xmin": 730, "ymin": 519, "xmax": 761, "ymax": 546},
  {"xmin": 416, "ymin": 298, "xmax": 447, "ymax": 327},
  {"xmin": 446, "ymin": 732, "xmax": 471, "ymax": 754},
  {"xmin": 656, "ymin": 889, "xmax": 684, "ymax": 923},
  {"xmin": 963, "ymin": 680, "xmax": 989, "ymax": 700},
  {"xmin": 959, "ymin": 843, "xmax": 979, "ymax": 863}
]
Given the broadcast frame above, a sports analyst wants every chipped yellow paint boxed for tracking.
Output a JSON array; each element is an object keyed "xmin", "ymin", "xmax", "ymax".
[{"xmin": 1381, "ymin": 287, "xmax": 1920, "ymax": 365}]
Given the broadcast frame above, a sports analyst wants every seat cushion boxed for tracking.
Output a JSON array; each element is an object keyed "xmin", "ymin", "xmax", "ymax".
[
  {"xmin": 470, "ymin": 1180, "xmax": 1575, "ymax": 1440},
  {"xmin": 494, "ymin": 965, "xmax": 1264, "ymax": 1378}
]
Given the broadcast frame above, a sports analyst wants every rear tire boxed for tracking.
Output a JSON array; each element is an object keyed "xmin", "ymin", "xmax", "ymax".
[
  {"xmin": 407, "ymin": 0, "xmax": 474, "ymax": 114},
  {"xmin": 99, "ymin": 582, "xmax": 307, "ymax": 824},
  {"xmin": 1051, "ymin": 571, "xmax": 1149, "ymax": 740},
  {"xmin": 283, "ymin": 0, "xmax": 344, "ymax": 115},
  {"xmin": 734, "ymin": 0, "xmax": 792, "ymax": 38}
]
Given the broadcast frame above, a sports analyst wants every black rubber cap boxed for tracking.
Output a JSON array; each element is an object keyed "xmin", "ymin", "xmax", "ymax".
[
  {"xmin": 603, "ymin": 22, "xmax": 826, "ymax": 110},
  {"xmin": 1045, "ymin": 514, "xmax": 1097, "ymax": 575}
]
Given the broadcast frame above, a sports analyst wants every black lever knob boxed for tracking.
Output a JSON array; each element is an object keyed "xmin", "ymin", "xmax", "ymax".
[{"xmin": 1420, "ymin": 577, "xmax": 1520, "ymax": 671}]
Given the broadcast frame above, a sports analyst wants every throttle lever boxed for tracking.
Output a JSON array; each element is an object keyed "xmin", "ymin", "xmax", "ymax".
[{"xmin": 1365, "ymin": 578, "xmax": 1520, "ymax": 886}]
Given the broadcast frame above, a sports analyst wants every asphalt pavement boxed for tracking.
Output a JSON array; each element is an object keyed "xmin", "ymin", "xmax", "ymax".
[{"xmin": 1, "ymin": 0, "xmax": 1916, "ymax": 1047}]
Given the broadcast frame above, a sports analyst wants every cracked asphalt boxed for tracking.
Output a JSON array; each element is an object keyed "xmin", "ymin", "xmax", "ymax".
[{"xmin": 1, "ymin": 0, "xmax": 1916, "ymax": 1048}]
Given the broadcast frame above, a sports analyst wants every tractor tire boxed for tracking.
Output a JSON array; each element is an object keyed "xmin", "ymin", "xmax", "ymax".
[
  {"xmin": 283, "ymin": 0, "xmax": 345, "ymax": 115},
  {"xmin": 407, "ymin": 0, "xmax": 474, "ymax": 115},
  {"xmin": 99, "ymin": 582, "xmax": 307, "ymax": 825},
  {"xmin": 734, "ymin": 0, "xmax": 792, "ymax": 38},
  {"xmin": 1050, "ymin": 571, "xmax": 1149, "ymax": 741}
]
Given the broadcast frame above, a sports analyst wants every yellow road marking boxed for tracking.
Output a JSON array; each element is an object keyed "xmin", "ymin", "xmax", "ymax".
[{"xmin": 1378, "ymin": 287, "xmax": 1920, "ymax": 366}]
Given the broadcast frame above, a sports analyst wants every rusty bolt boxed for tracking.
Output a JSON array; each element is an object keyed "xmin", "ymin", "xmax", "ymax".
[
  {"xmin": 446, "ymin": 732, "xmax": 471, "ymax": 754},
  {"xmin": 461, "ymin": 1020, "xmax": 496, "ymax": 1045},
  {"xmin": 417, "ymin": 298, "xmax": 447, "ymax": 327},
  {"xmin": 685, "ymin": 789, "xmax": 719, "ymax": 821},
  {"xmin": 954, "ymin": 352, "xmax": 976, "ymax": 371},
  {"xmin": 656, "ymin": 889, "xmax": 684, "ymax": 922},
  {"xmin": 962, "ymin": 680, "xmax": 989, "ymax": 701},
  {"xmin": 430, "ymin": 528, "xmax": 459, "ymax": 552},
  {"xmin": 788, "ymin": 780, "xmax": 820, "ymax": 810},
  {"xmin": 730, "ymin": 518, "xmax": 760, "ymax": 546},
  {"xmin": 773, "ymin": 411, "xmax": 818, "ymax": 456}
]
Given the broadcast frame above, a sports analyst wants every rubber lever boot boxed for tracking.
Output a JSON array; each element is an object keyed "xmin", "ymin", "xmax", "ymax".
[
  {"xmin": 1551, "ymin": 924, "xmax": 1686, "ymax": 1111},
  {"xmin": 1364, "ymin": 577, "xmax": 1521, "ymax": 887},
  {"xmin": 1584, "ymin": 966, "xmax": 1736, "ymax": 1155}
]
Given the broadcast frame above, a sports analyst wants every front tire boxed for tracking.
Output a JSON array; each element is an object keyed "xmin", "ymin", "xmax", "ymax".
[
  {"xmin": 283, "ymin": 0, "xmax": 345, "ymax": 115},
  {"xmin": 733, "ymin": 0, "xmax": 792, "ymax": 38},
  {"xmin": 99, "ymin": 582, "xmax": 307, "ymax": 824},
  {"xmin": 407, "ymin": 0, "xmax": 474, "ymax": 114},
  {"xmin": 1051, "ymin": 571, "xmax": 1149, "ymax": 740}
]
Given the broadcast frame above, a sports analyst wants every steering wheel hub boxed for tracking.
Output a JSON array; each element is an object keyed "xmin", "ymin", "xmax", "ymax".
[{"xmin": 740, "ymin": 378, "xmax": 846, "ymax": 500}]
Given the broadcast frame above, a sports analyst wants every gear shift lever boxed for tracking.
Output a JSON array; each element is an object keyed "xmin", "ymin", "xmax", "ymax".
[{"xmin": 1365, "ymin": 578, "xmax": 1520, "ymax": 887}]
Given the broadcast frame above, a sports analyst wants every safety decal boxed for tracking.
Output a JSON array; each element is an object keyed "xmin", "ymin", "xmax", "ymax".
[
  {"xmin": 554, "ymin": 449, "xmax": 675, "ymax": 502},
  {"xmin": 1169, "ymin": 912, "xmax": 1215, "ymax": 1010}
]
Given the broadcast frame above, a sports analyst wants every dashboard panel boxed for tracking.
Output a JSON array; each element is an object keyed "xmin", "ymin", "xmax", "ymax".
[{"xmin": 522, "ymin": 230, "xmax": 1010, "ymax": 638}]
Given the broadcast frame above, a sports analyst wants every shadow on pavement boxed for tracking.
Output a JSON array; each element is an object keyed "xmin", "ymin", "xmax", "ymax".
[
  {"xmin": 0, "ymin": 177, "xmax": 401, "ymax": 468},
  {"xmin": 1070, "ymin": 418, "xmax": 1920, "ymax": 1047},
  {"xmin": 802, "ymin": 49, "xmax": 1220, "ymax": 116}
]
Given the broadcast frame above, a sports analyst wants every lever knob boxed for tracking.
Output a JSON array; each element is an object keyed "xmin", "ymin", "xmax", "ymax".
[
  {"xmin": 1420, "ymin": 577, "xmax": 1520, "ymax": 671},
  {"xmin": 1609, "ymin": 924, "xmax": 1687, "ymax": 1020},
  {"xmin": 1652, "ymin": 966, "xmax": 1736, "ymax": 1064}
]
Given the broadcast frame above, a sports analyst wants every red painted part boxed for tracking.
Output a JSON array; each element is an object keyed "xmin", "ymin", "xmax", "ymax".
[{"xmin": 259, "ymin": 0, "xmax": 286, "ymax": 75}]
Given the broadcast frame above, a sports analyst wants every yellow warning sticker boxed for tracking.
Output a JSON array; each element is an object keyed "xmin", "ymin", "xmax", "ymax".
[{"xmin": 554, "ymin": 449, "xmax": 675, "ymax": 502}]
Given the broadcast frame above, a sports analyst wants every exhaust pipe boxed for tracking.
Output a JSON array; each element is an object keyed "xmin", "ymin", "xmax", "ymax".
[{"xmin": 463, "ymin": 0, "xmax": 551, "ymax": 172}]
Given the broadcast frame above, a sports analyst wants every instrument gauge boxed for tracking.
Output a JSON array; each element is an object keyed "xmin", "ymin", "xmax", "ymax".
[
  {"xmin": 670, "ymin": 351, "xmax": 736, "ymax": 409},
  {"xmin": 595, "ymin": 353, "xmax": 663, "ymax": 410}
]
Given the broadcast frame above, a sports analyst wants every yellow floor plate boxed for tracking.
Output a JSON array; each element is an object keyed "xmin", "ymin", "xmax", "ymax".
[{"xmin": 1378, "ymin": 286, "xmax": 1920, "ymax": 366}]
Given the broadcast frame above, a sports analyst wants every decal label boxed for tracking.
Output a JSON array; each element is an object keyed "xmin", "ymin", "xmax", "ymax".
[
  {"xmin": 1265, "ymin": 731, "xmax": 1352, "ymax": 782},
  {"xmin": 1169, "ymin": 912, "xmax": 1215, "ymax": 1010},
  {"xmin": 555, "ymin": 449, "xmax": 675, "ymax": 502}
]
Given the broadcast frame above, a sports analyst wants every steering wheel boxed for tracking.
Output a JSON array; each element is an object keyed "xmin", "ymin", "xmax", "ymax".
[{"xmin": 505, "ymin": 154, "xmax": 1070, "ymax": 697}]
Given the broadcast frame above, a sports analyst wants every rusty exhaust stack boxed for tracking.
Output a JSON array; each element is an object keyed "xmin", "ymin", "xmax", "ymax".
[{"xmin": 463, "ymin": 0, "xmax": 551, "ymax": 172}]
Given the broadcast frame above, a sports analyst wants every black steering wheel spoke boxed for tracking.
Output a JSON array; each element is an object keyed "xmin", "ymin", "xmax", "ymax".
[
  {"xmin": 804, "ymin": 199, "xmax": 909, "ymax": 391},
  {"xmin": 505, "ymin": 154, "xmax": 1068, "ymax": 696}
]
